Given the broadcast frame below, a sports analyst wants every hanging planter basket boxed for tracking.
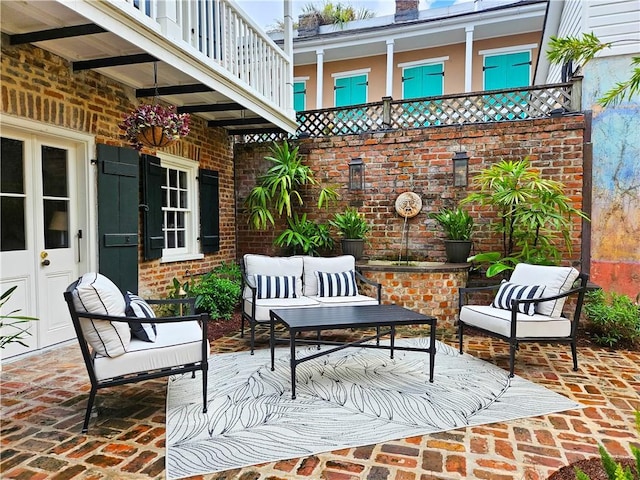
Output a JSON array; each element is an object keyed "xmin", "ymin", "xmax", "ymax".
[
  {"xmin": 136, "ymin": 125, "xmax": 176, "ymax": 148},
  {"xmin": 120, "ymin": 103, "xmax": 190, "ymax": 151}
]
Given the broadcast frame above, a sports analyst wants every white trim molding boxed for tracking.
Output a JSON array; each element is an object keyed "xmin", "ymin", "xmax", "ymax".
[
  {"xmin": 398, "ymin": 56, "xmax": 450, "ymax": 69},
  {"xmin": 479, "ymin": 43, "xmax": 538, "ymax": 56},
  {"xmin": 331, "ymin": 68, "xmax": 372, "ymax": 78}
]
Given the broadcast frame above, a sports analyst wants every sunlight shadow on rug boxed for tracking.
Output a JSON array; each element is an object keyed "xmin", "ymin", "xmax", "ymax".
[{"xmin": 165, "ymin": 338, "xmax": 582, "ymax": 479}]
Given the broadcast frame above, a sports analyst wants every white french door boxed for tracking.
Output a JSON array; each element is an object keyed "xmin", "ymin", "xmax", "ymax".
[{"xmin": 1, "ymin": 127, "xmax": 88, "ymax": 359}]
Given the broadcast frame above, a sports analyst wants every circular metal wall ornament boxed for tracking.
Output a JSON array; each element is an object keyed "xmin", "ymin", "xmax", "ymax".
[{"xmin": 395, "ymin": 192, "xmax": 422, "ymax": 218}]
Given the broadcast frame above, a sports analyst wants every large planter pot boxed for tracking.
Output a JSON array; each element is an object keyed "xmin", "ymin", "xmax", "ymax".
[
  {"xmin": 444, "ymin": 240, "xmax": 472, "ymax": 263},
  {"xmin": 341, "ymin": 239, "xmax": 365, "ymax": 260}
]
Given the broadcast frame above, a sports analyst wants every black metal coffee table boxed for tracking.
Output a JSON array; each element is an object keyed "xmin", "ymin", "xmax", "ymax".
[{"xmin": 269, "ymin": 304, "xmax": 437, "ymax": 399}]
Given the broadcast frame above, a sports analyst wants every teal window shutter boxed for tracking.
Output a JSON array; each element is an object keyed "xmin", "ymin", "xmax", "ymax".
[
  {"xmin": 402, "ymin": 64, "xmax": 444, "ymax": 99},
  {"xmin": 484, "ymin": 51, "xmax": 531, "ymax": 90},
  {"xmin": 293, "ymin": 82, "xmax": 306, "ymax": 112},
  {"xmin": 141, "ymin": 154, "xmax": 164, "ymax": 260},
  {"xmin": 199, "ymin": 169, "xmax": 219, "ymax": 254},
  {"xmin": 334, "ymin": 74, "xmax": 367, "ymax": 107}
]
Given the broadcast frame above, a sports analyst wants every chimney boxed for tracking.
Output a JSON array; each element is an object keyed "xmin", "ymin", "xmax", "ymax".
[{"xmin": 395, "ymin": 0, "xmax": 419, "ymax": 22}]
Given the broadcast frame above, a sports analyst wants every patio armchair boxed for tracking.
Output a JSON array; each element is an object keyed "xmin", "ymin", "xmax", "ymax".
[
  {"xmin": 64, "ymin": 273, "xmax": 210, "ymax": 433},
  {"xmin": 458, "ymin": 263, "xmax": 589, "ymax": 376}
]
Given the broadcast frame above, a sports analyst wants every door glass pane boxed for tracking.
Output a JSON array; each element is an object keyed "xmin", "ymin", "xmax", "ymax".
[
  {"xmin": 44, "ymin": 200, "xmax": 69, "ymax": 249},
  {"xmin": 1, "ymin": 138, "xmax": 26, "ymax": 251},
  {"xmin": 1, "ymin": 138, "xmax": 24, "ymax": 194},
  {"xmin": 42, "ymin": 146, "xmax": 68, "ymax": 197},
  {"xmin": 1, "ymin": 197, "xmax": 26, "ymax": 251}
]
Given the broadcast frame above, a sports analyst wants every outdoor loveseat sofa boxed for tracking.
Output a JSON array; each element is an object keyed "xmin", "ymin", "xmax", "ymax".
[{"xmin": 241, "ymin": 254, "xmax": 382, "ymax": 353}]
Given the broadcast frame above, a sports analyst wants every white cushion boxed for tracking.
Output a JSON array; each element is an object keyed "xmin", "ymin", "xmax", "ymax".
[
  {"xmin": 312, "ymin": 294, "xmax": 379, "ymax": 307},
  {"xmin": 460, "ymin": 305, "xmax": 571, "ymax": 338},
  {"xmin": 315, "ymin": 270, "xmax": 359, "ymax": 297},
  {"xmin": 509, "ymin": 264, "xmax": 579, "ymax": 317},
  {"xmin": 93, "ymin": 320, "xmax": 208, "ymax": 381},
  {"xmin": 72, "ymin": 272, "xmax": 130, "ymax": 357},
  {"xmin": 243, "ymin": 255, "xmax": 303, "ymax": 299},
  {"xmin": 303, "ymin": 255, "xmax": 355, "ymax": 296},
  {"xmin": 254, "ymin": 274, "xmax": 297, "ymax": 299},
  {"xmin": 491, "ymin": 282, "xmax": 546, "ymax": 316},
  {"xmin": 125, "ymin": 291, "xmax": 157, "ymax": 342},
  {"xmin": 243, "ymin": 296, "xmax": 320, "ymax": 322}
]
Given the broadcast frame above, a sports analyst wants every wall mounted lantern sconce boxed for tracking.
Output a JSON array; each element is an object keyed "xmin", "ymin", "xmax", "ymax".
[
  {"xmin": 348, "ymin": 158, "xmax": 365, "ymax": 191},
  {"xmin": 452, "ymin": 151, "xmax": 469, "ymax": 187}
]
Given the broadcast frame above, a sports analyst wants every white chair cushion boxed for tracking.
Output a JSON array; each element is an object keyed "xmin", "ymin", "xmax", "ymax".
[
  {"xmin": 243, "ymin": 296, "xmax": 320, "ymax": 322},
  {"xmin": 243, "ymin": 254, "xmax": 303, "ymax": 299},
  {"xmin": 93, "ymin": 320, "xmax": 208, "ymax": 381},
  {"xmin": 72, "ymin": 272, "xmax": 130, "ymax": 357},
  {"xmin": 315, "ymin": 270, "xmax": 359, "ymax": 297},
  {"xmin": 509, "ymin": 264, "xmax": 579, "ymax": 317},
  {"xmin": 312, "ymin": 294, "xmax": 379, "ymax": 307},
  {"xmin": 460, "ymin": 305, "xmax": 571, "ymax": 338},
  {"xmin": 303, "ymin": 255, "xmax": 355, "ymax": 296}
]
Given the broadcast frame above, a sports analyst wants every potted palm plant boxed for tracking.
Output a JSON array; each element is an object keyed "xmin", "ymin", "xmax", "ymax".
[
  {"xmin": 429, "ymin": 207, "xmax": 474, "ymax": 263},
  {"xmin": 330, "ymin": 208, "xmax": 370, "ymax": 260}
]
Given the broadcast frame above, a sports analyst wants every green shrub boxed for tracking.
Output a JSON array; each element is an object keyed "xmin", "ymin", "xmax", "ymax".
[
  {"xmin": 584, "ymin": 289, "xmax": 640, "ymax": 348},
  {"xmin": 212, "ymin": 261, "xmax": 242, "ymax": 284},
  {"xmin": 190, "ymin": 274, "xmax": 241, "ymax": 321}
]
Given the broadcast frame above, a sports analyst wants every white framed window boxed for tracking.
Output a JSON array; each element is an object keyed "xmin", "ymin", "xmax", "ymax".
[{"xmin": 158, "ymin": 154, "xmax": 202, "ymax": 262}]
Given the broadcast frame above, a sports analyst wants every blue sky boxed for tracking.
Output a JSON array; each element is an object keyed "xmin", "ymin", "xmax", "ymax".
[{"xmin": 235, "ymin": 0, "xmax": 461, "ymax": 30}]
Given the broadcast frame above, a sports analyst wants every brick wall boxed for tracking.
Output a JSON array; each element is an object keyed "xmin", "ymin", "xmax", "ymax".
[
  {"xmin": 235, "ymin": 116, "xmax": 586, "ymax": 267},
  {"xmin": 1, "ymin": 36, "xmax": 237, "ymax": 298}
]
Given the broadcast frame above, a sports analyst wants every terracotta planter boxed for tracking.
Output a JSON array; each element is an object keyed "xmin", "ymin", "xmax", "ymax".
[{"xmin": 136, "ymin": 126, "xmax": 175, "ymax": 148}]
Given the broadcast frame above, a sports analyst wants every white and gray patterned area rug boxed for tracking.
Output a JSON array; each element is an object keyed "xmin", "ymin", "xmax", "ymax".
[{"xmin": 166, "ymin": 338, "xmax": 581, "ymax": 479}]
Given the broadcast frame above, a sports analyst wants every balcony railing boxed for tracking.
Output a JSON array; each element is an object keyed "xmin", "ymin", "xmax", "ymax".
[
  {"xmin": 120, "ymin": 0, "xmax": 290, "ymax": 112},
  {"xmin": 237, "ymin": 83, "xmax": 576, "ymax": 143}
]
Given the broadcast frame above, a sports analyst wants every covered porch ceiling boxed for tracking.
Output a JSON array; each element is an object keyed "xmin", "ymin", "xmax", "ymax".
[{"xmin": 0, "ymin": 1, "xmax": 294, "ymax": 136}]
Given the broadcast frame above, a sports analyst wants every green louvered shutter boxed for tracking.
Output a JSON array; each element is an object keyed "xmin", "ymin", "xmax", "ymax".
[
  {"xmin": 293, "ymin": 82, "xmax": 306, "ymax": 112},
  {"xmin": 97, "ymin": 144, "xmax": 139, "ymax": 293},
  {"xmin": 334, "ymin": 74, "xmax": 367, "ymax": 107},
  {"xmin": 199, "ymin": 169, "xmax": 219, "ymax": 254},
  {"xmin": 403, "ymin": 64, "xmax": 443, "ymax": 99},
  {"xmin": 484, "ymin": 51, "xmax": 530, "ymax": 90},
  {"xmin": 141, "ymin": 154, "xmax": 164, "ymax": 260}
]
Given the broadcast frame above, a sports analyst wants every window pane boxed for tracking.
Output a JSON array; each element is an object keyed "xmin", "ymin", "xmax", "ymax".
[
  {"xmin": 44, "ymin": 200, "xmax": 69, "ymax": 249},
  {"xmin": 179, "ymin": 190, "xmax": 187, "ymax": 208},
  {"xmin": 167, "ymin": 232, "xmax": 175, "ymax": 248},
  {"xmin": 166, "ymin": 211, "xmax": 175, "ymax": 228},
  {"xmin": 169, "ymin": 189, "xmax": 177, "ymax": 207},
  {"xmin": 177, "ymin": 212, "xmax": 185, "ymax": 228},
  {"xmin": 42, "ymin": 146, "xmax": 68, "ymax": 197},
  {"xmin": 179, "ymin": 171, "xmax": 186, "ymax": 187},
  {"xmin": 1, "ymin": 138, "xmax": 24, "ymax": 194},
  {"xmin": 1, "ymin": 197, "xmax": 26, "ymax": 251},
  {"xmin": 177, "ymin": 230, "xmax": 185, "ymax": 247},
  {"xmin": 169, "ymin": 169, "xmax": 177, "ymax": 188}
]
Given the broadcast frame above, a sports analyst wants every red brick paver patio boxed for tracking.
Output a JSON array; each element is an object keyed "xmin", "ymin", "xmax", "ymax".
[{"xmin": 1, "ymin": 328, "xmax": 639, "ymax": 480}]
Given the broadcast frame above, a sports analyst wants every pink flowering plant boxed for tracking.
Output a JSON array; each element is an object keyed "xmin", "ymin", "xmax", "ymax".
[{"xmin": 120, "ymin": 103, "xmax": 190, "ymax": 150}]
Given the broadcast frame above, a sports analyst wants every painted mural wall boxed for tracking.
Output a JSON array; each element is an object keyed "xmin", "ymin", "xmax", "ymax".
[{"xmin": 583, "ymin": 56, "xmax": 640, "ymax": 298}]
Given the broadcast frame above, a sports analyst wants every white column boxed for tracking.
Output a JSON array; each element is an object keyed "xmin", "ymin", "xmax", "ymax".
[
  {"xmin": 316, "ymin": 49, "xmax": 324, "ymax": 109},
  {"xmin": 156, "ymin": 0, "xmax": 181, "ymax": 41},
  {"xmin": 284, "ymin": 0, "xmax": 294, "ymax": 115},
  {"xmin": 465, "ymin": 26, "xmax": 474, "ymax": 92},
  {"xmin": 386, "ymin": 39, "xmax": 395, "ymax": 98}
]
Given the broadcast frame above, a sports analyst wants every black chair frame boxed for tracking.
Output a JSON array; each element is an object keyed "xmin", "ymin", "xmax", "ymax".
[
  {"xmin": 458, "ymin": 272, "xmax": 589, "ymax": 377},
  {"xmin": 64, "ymin": 281, "xmax": 209, "ymax": 433}
]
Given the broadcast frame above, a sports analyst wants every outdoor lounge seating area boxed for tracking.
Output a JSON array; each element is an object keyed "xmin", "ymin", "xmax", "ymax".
[{"xmin": 2, "ymin": 323, "xmax": 638, "ymax": 479}]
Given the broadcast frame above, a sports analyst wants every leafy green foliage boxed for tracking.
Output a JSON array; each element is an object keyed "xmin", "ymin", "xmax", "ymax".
[
  {"xmin": 584, "ymin": 289, "xmax": 640, "ymax": 348},
  {"xmin": 244, "ymin": 141, "xmax": 338, "ymax": 231},
  {"xmin": 330, "ymin": 208, "xmax": 370, "ymax": 239},
  {"xmin": 0, "ymin": 286, "xmax": 38, "ymax": 349},
  {"xmin": 575, "ymin": 411, "xmax": 640, "ymax": 479},
  {"xmin": 302, "ymin": 1, "xmax": 375, "ymax": 27},
  {"xmin": 274, "ymin": 213, "xmax": 334, "ymax": 256},
  {"xmin": 546, "ymin": 33, "xmax": 640, "ymax": 107},
  {"xmin": 429, "ymin": 207, "xmax": 474, "ymax": 240},
  {"xmin": 462, "ymin": 158, "xmax": 588, "ymax": 277},
  {"xmin": 190, "ymin": 273, "xmax": 241, "ymax": 321}
]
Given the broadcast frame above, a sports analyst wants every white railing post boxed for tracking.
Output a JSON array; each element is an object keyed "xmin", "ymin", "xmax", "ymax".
[{"xmin": 156, "ymin": 0, "xmax": 181, "ymax": 41}]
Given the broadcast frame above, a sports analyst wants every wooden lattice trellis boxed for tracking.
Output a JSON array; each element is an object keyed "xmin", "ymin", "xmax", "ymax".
[{"xmin": 236, "ymin": 83, "xmax": 574, "ymax": 144}]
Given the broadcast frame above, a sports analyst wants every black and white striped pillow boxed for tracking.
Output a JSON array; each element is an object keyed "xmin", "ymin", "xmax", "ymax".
[
  {"xmin": 491, "ymin": 282, "xmax": 545, "ymax": 316},
  {"xmin": 254, "ymin": 275, "xmax": 297, "ymax": 299},
  {"xmin": 315, "ymin": 270, "xmax": 358, "ymax": 297},
  {"xmin": 125, "ymin": 291, "xmax": 157, "ymax": 342}
]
